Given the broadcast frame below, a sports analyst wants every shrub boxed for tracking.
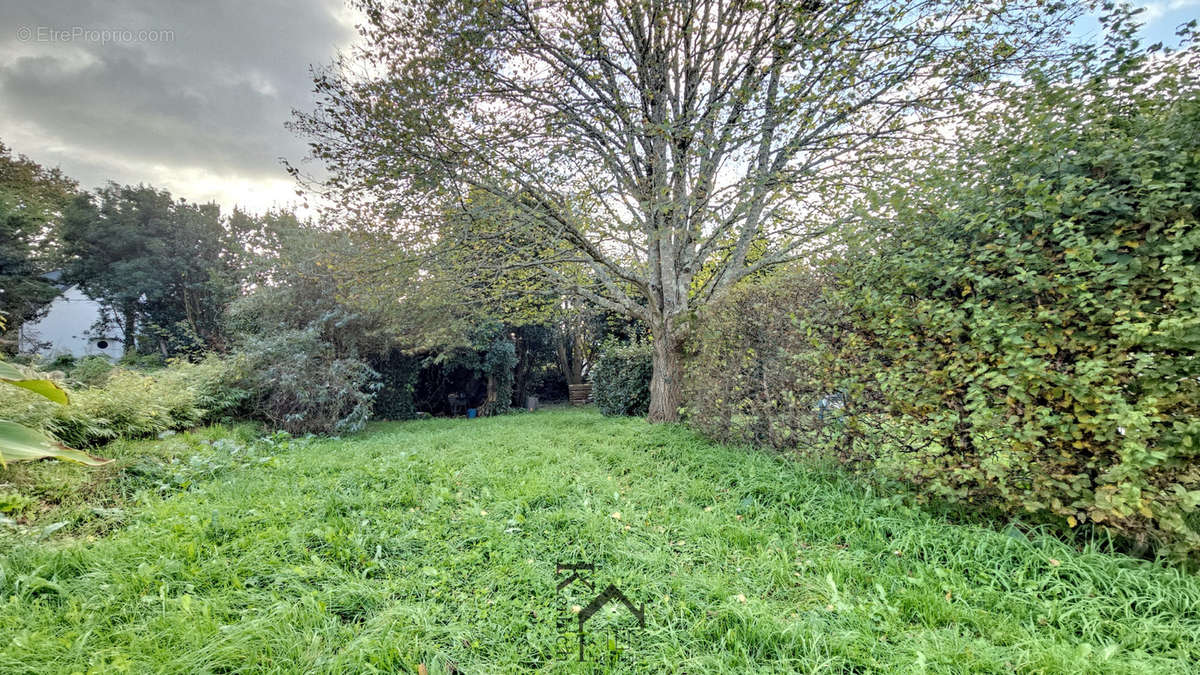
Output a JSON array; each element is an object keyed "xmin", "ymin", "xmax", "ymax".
[
  {"xmin": 165, "ymin": 356, "xmax": 251, "ymax": 423},
  {"xmin": 45, "ymin": 354, "xmax": 76, "ymax": 371},
  {"xmin": 370, "ymin": 349, "xmax": 419, "ymax": 420},
  {"xmin": 65, "ymin": 369, "xmax": 207, "ymax": 444},
  {"xmin": 842, "ymin": 47, "xmax": 1200, "ymax": 560},
  {"xmin": 592, "ymin": 341, "xmax": 653, "ymax": 416},
  {"xmin": 0, "ymin": 357, "xmax": 246, "ymax": 448},
  {"xmin": 70, "ymin": 355, "xmax": 114, "ymax": 387},
  {"xmin": 118, "ymin": 352, "xmax": 165, "ymax": 370},
  {"xmin": 480, "ymin": 336, "xmax": 516, "ymax": 416},
  {"xmin": 685, "ymin": 44, "xmax": 1200, "ymax": 561},
  {"xmin": 235, "ymin": 328, "xmax": 380, "ymax": 435},
  {"xmin": 684, "ymin": 270, "xmax": 860, "ymax": 454}
]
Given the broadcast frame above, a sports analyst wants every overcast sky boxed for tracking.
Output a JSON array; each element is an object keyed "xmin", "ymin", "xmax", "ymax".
[
  {"xmin": 0, "ymin": 1, "xmax": 1196, "ymax": 216},
  {"xmin": 0, "ymin": 0, "xmax": 358, "ymax": 215}
]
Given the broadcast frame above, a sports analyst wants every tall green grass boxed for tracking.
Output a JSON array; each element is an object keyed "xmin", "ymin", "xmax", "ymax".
[{"xmin": 1, "ymin": 408, "xmax": 1197, "ymax": 672}]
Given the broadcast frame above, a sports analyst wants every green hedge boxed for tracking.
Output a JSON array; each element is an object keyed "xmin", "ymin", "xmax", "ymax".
[
  {"xmin": 592, "ymin": 341, "xmax": 653, "ymax": 416},
  {"xmin": 686, "ymin": 48, "xmax": 1200, "ymax": 562},
  {"xmin": 684, "ymin": 271, "xmax": 854, "ymax": 453}
]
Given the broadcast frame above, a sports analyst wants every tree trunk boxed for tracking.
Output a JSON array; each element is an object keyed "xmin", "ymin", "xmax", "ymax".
[
  {"xmin": 647, "ymin": 323, "xmax": 684, "ymax": 423},
  {"xmin": 556, "ymin": 331, "xmax": 585, "ymax": 386},
  {"xmin": 122, "ymin": 306, "xmax": 137, "ymax": 352},
  {"xmin": 480, "ymin": 373, "xmax": 498, "ymax": 416},
  {"xmin": 513, "ymin": 347, "xmax": 530, "ymax": 408}
]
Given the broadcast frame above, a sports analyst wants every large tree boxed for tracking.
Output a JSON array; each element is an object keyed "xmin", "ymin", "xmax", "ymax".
[
  {"xmin": 291, "ymin": 0, "xmax": 1082, "ymax": 420},
  {"xmin": 0, "ymin": 142, "xmax": 77, "ymax": 349},
  {"xmin": 60, "ymin": 185, "xmax": 251, "ymax": 355}
]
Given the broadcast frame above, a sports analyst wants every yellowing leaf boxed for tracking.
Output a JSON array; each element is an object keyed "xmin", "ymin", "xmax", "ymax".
[
  {"xmin": 0, "ymin": 361, "xmax": 69, "ymax": 405},
  {"xmin": 6, "ymin": 378, "xmax": 70, "ymax": 405}
]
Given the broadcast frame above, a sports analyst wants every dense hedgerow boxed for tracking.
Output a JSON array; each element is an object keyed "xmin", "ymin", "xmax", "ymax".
[
  {"xmin": 687, "ymin": 43, "xmax": 1200, "ymax": 561},
  {"xmin": 0, "ymin": 333, "xmax": 379, "ymax": 451},
  {"xmin": 592, "ymin": 341, "xmax": 653, "ymax": 416},
  {"xmin": 684, "ymin": 270, "xmax": 858, "ymax": 454}
]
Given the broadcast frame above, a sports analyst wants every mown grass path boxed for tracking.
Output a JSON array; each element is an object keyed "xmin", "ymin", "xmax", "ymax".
[{"xmin": 2, "ymin": 409, "xmax": 1198, "ymax": 673}]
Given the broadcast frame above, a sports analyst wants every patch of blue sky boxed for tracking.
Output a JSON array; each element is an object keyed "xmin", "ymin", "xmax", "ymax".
[{"xmin": 1073, "ymin": 1, "xmax": 1199, "ymax": 48}]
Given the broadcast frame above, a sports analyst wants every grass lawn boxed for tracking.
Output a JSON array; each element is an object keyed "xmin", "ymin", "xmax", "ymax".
[{"xmin": 1, "ymin": 408, "xmax": 1198, "ymax": 673}]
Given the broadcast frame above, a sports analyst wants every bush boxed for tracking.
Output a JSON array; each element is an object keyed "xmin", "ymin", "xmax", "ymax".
[
  {"xmin": 685, "ymin": 270, "xmax": 859, "ymax": 453},
  {"xmin": 46, "ymin": 354, "xmax": 75, "ymax": 371},
  {"xmin": 480, "ymin": 336, "xmax": 516, "ymax": 416},
  {"xmin": 167, "ymin": 355, "xmax": 252, "ymax": 423},
  {"xmin": 592, "ymin": 341, "xmax": 652, "ymax": 416},
  {"xmin": 1, "ymin": 338, "xmax": 374, "ymax": 443},
  {"xmin": 842, "ymin": 48, "xmax": 1200, "ymax": 560},
  {"xmin": 685, "ymin": 45, "xmax": 1200, "ymax": 562},
  {"xmin": 0, "ymin": 357, "xmax": 246, "ymax": 448},
  {"xmin": 118, "ymin": 352, "xmax": 165, "ymax": 370},
  {"xmin": 70, "ymin": 355, "xmax": 114, "ymax": 387},
  {"xmin": 60, "ymin": 369, "xmax": 207, "ymax": 445},
  {"xmin": 235, "ymin": 328, "xmax": 380, "ymax": 435},
  {"xmin": 370, "ymin": 349, "xmax": 419, "ymax": 420}
]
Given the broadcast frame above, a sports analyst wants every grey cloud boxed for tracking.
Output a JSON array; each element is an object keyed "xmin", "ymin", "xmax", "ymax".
[{"xmin": 0, "ymin": 0, "xmax": 355, "ymax": 209}]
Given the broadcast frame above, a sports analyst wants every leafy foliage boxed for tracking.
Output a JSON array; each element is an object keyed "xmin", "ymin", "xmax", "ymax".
[
  {"xmin": 0, "ymin": 142, "xmax": 76, "ymax": 345},
  {"xmin": 369, "ymin": 349, "xmax": 420, "ymax": 420},
  {"xmin": 480, "ymin": 336, "xmax": 517, "ymax": 417},
  {"xmin": 0, "ymin": 360, "xmax": 69, "ymax": 405},
  {"xmin": 58, "ymin": 185, "xmax": 267, "ymax": 356},
  {"xmin": 68, "ymin": 355, "xmax": 114, "ymax": 387},
  {"xmin": 849, "ymin": 49, "xmax": 1200, "ymax": 558},
  {"xmin": 0, "ymin": 366, "xmax": 109, "ymax": 471},
  {"xmin": 292, "ymin": 0, "xmax": 1083, "ymax": 422},
  {"xmin": 234, "ymin": 329, "xmax": 380, "ymax": 435},
  {"xmin": 0, "ymin": 325, "xmax": 114, "ymax": 467},
  {"xmin": 221, "ymin": 221, "xmax": 395, "ymax": 432},
  {"xmin": 687, "ymin": 34, "xmax": 1200, "ymax": 561},
  {"xmin": 432, "ymin": 324, "xmax": 520, "ymax": 417},
  {"xmin": 684, "ymin": 269, "xmax": 856, "ymax": 451},
  {"xmin": 592, "ymin": 341, "xmax": 653, "ymax": 417},
  {"xmin": 224, "ymin": 221, "xmax": 390, "ymax": 357},
  {"xmin": 0, "ymin": 357, "xmax": 245, "ymax": 449},
  {"xmin": 0, "ymin": 421, "xmax": 111, "ymax": 467}
]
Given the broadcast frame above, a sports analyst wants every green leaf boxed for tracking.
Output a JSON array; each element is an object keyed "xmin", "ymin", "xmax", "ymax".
[
  {"xmin": 0, "ymin": 361, "xmax": 69, "ymax": 405},
  {"xmin": 0, "ymin": 421, "xmax": 112, "ymax": 467},
  {"xmin": 4, "ymin": 378, "xmax": 70, "ymax": 405}
]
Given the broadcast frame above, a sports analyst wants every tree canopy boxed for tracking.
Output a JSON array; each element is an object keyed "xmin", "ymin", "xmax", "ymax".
[
  {"xmin": 292, "ymin": 0, "xmax": 1085, "ymax": 420},
  {"xmin": 0, "ymin": 142, "xmax": 77, "ymax": 347},
  {"xmin": 60, "ymin": 184, "xmax": 260, "ymax": 356}
]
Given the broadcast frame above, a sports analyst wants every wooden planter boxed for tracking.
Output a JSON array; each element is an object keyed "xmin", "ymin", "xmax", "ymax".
[{"xmin": 568, "ymin": 383, "xmax": 592, "ymax": 406}]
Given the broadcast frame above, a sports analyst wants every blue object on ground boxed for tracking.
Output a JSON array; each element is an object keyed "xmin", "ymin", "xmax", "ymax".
[{"xmin": 467, "ymin": 408, "xmax": 477, "ymax": 418}]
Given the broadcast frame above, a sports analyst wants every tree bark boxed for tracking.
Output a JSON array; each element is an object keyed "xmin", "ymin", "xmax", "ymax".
[
  {"xmin": 480, "ymin": 373, "xmax": 498, "ymax": 416},
  {"xmin": 513, "ymin": 338, "xmax": 531, "ymax": 407},
  {"xmin": 122, "ymin": 305, "xmax": 137, "ymax": 352},
  {"xmin": 556, "ymin": 338, "xmax": 580, "ymax": 386},
  {"xmin": 647, "ymin": 322, "xmax": 684, "ymax": 423}
]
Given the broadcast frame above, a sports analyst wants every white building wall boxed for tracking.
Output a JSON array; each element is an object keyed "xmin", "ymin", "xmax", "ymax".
[{"xmin": 17, "ymin": 285, "xmax": 125, "ymax": 359}]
